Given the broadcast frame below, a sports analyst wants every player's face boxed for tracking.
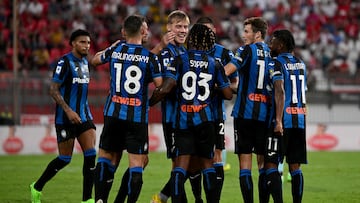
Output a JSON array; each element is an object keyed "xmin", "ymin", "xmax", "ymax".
[
  {"xmin": 167, "ymin": 19, "xmax": 189, "ymax": 45},
  {"xmin": 141, "ymin": 21, "xmax": 150, "ymax": 43},
  {"xmin": 269, "ymin": 36, "xmax": 280, "ymax": 57},
  {"xmin": 73, "ymin": 36, "xmax": 90, "ymax": 57},
  {"xmin": 242, "ymin": 24, "xmax": 257, "ymax": 45},
  {"xmin": 203, "ymin": 23, "xmax": 216, "ymax": 33}
]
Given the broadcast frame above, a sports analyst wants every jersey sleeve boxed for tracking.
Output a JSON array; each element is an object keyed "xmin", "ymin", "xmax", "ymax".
[
  {"xmin": 52, "ymin": 56, "xmax": 69, "ymax": 84},
  {"xmin": 100, "ymin": 44, "xmax": 119, "ymax": 64},
  {"xmin": 215, "ymin": 60, "xmax": 230, "ymax": 89},
  {"xmin": 269, "ymin": 59, "xmax": 284, "ymax": 83},
  {"xmin": 150, "ymin": 53, "xmax": 162, "ymax": 79},
  {"xmin": 230, "ymin": 45, "xmax": 251, "ymax": 71}
]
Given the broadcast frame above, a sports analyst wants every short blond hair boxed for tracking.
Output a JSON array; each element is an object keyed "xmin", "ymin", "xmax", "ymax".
[{"xmin": 167, "ymin": 10, "xmax": 190, "ymax": 25}]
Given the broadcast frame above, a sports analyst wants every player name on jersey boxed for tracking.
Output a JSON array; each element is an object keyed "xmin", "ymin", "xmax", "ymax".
[
  {"xmin": 189, "ymin": 60, "xmax": 208, "ymax": 69},
  {"xmin": 111, "ymin": 52, "xmax": 149, "ymax": 63}
]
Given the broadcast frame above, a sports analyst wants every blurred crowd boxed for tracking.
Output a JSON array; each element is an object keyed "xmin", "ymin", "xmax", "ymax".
[{"xmin": 0, "ymin": 0, "xmax": 360, "ymax": 90}]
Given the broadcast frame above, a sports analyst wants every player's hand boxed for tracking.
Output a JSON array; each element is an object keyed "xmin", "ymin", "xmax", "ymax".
[
  {"xmin": 274, "ymin": 122, "xmax": 283, "ymax": 136},
  {"xmin": 161, "ymin": 31, "xmax": 176, "ymax": 46},
  {"xmin": 66, "ymin": 110, "xmax": 82, "ymax": 124}
]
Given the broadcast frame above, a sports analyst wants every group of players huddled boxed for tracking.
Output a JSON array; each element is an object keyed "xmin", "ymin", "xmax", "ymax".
[{"xmin": 30, "ymin": 10, "xmax": 307, "ymax": 203}]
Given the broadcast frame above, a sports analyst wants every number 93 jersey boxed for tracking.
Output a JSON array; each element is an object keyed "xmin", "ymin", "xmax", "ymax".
[
  {"xmin": 166, "ymin": 50, "xmax": 230, "ymax": 129},
  {"xmin": 101, "ymin": 43, "xmax": 162, "ymax": 123}
]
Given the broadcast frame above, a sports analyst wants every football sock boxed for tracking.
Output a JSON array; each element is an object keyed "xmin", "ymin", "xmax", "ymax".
[
  {"xmin": 239, "ymin": 169, "xmax": 253, "ymax": 203},
  {"xmin": 291, "ymin": 169, "xmax": 304, "ymax": 203},
  {"xmin": 82, "ymin": 148, "xmax": 96, "ymax": 201},
  {"xmin": 160, "ymin": 176, "xmax": 171, "ymax": 198},
  {"xmin": 266, "ymin": 168, "xmax": 283, "ymax": 203},
  {"xmin": 214, "ymin": 163, "xmax": 224, "ymax": 201},
  {"xmin": 171, "ymin": 167, "xmax": 186, "ymax": 203},
  {"xmin": 202, "ymin": 167, "xmax": 217, "ymax": 203},
  {"xmin": 127, "ymin": 167, "xmax": 143, "ymax": 203},
  {"xmin": 222, "ymin": 150, "xmax": 227, "ymax": 164},
  {"xmin": 258, "ymin": 168, "xmax": 270, "ymax": 203},
  {"xmin": 278, "ymin": 162, "xmax": 284, "ymax": 175},
  {"xmin": 34, "ymin": 155, "xmax": 71, "ymax": 191},
  {"xmin": 189, "ymin": 170, "xmax": 202, "ymax": 201},
  {"xmin": 94, "ymin": 157, "xmax": 116, "ymax": 202},
  {"xmin": 113, "ymin": 168, "xmax": 130, "ymax": 203}
]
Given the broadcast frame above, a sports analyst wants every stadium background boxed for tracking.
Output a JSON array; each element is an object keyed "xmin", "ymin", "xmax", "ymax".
[{"xmin": 0, "ymin": 0, "xmax": 360, "ymax": 154}]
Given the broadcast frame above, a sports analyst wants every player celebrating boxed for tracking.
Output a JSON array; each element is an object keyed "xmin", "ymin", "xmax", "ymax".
[
  {"xmin": 151, "ymin": 10, "xmax": 190, "ymax": 203},
  {"xmin": 150, "ymin": 23, "xmax": 233, "ymax": 203},
  {"xmin": 187, "ymin": 16, "xmax": 238, "ymax": 203},
  {"xmin": 30, "ymin": 29, "xmax": 97, "ymax": 203},
  {"xmin": 224, "ymin": 17, "xmax": 272, "ymax": 203},
  {"xmin": 91, "ymin": 15, "xmax": 162, "ymax": 203},
  {"xmin": 268, "ymin": 29, "xmax": 307, "ymax": 203}
]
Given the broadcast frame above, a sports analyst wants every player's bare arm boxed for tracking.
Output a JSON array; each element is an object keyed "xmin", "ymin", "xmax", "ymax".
[
  {"xmin": 274, "ymin": 79, "xmax": 284, "ymax": 135},
  {"xmin": 149, "ymin": 77, "xmax": 176, "ymax": 106},
  {"xmin": 224, "ymin": 63, "xmax": 237, "ymax": 76},
  {"xmin": 49, "ymin": 82, "xmax": 81, "ymax": 124},
  {"xmin": 90, "ymin": 40, "xmax": 121, "ymax": 67}
]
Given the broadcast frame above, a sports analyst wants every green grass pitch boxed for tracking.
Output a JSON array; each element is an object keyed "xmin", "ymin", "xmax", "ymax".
[{"xmin": 1, "ymin": 151, "xmax": 359, "ymax": 202}]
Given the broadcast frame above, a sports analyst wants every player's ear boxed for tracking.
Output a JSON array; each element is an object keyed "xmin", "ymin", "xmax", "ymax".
[
  {"xmin": 121, "ymin": 28, "xmax": 126, "ymax": 38},
  {"xmin": 255, "ymin": 31, "xmax": 262, "ymax": 40}
]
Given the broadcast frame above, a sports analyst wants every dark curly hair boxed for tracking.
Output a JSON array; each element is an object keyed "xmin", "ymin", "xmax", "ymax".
[
  {"xmin": 186, "ymin": 23, "xmax": 215, "ymax": 51},
  {"xmin": 272, "ymin": 29, "xmax": 296, "ymax": 52}
]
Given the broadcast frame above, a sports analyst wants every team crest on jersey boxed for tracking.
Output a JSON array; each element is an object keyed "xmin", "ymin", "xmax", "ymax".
[
  {"xmin": 144, "ymin": 142, "xmax": 148, "ymax": 151},
  {"xmin": 61, "ymin": 129, "xmax": 67, "ymax": 138}
]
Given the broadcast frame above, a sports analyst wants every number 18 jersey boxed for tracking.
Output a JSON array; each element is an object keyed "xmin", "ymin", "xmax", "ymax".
[{"xmin": 100, "ymin": 43, "xmax": 162, "ymax": 123}]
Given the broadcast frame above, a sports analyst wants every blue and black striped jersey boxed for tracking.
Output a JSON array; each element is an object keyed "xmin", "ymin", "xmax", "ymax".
[
  {"xmin": 166, "ymin": 50, "xmax": 230, "ymax": 129},
  {"xmin": 275, "ymin": 53, "xmax": 307, "ymax": 129},
  {"xmin": 230, "ymin": 42, "xmax": 271, "ymax": 121},
  {"xmin": 101, "ymin": 43, "xmax": 162, "ymax": 123},
  {"xmin": 208, "ymin": 43, "xmax": 237, "ymax": 121},
  {"xmin": 159, "ymin": 43, "xmax": 187, "ymax": 124},
  {"xmin": 267, "ymin": 58, "xmax": 284, "ymax": 127},
  {"xmin": 52, "ymin": 52, "xmax": 93, "ymax": 125}
]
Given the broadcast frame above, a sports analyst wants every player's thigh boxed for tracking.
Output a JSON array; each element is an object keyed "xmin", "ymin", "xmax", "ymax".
[
  {"xmin": 126, "ymin": 122, "xmax": 148, "ymax": 155},
  {"xmin": 99, "ymin": 117, "xmax": 126, "ymax": 152},
  {"xmin": 77, "ymin": 121, "xmax": 96, "ymax": 151},
  {"xmin": 194, "ymin": 122, "xmax": 216, "ymax": 159},
  {"xmin": 234, "ymin": 118, "xmax": 267, "ymax": 155},
  {"xmin": 215, "ymin": 120, "xmax": 225, "ymax": 150},
  {"xmin": 284, "ymin": 128, "xmax": 307, "ymax": 164},
  {"xmin": 264, "ymin": 131, "xmax": 283, "ymax": 165},
  {"xmin": 55, "ymin": 124, "xmax": 76, "ymax": 155},
  {"xmin": 173, "ymin": 128, "xmax": 195, "ymax": 156}
]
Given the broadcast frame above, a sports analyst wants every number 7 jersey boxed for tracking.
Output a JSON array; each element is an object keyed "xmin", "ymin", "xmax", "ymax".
[
  {"xmin": 230, "ymin": 42, "xmax": 272, "ymax": 121},
  {"xmin": 100, "ymin": 43, "xmax": 162, "ymax": 123}
]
